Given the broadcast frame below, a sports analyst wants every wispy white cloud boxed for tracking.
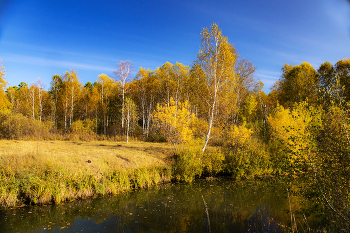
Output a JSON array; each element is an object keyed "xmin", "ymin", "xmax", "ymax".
[
  {"xmin": 3, "ymin": 53, "xmax": 114, "ymax": 72},
  {"xmin": 2, "ymin": 41, "xmax": 123, "ymax": 63},
  {"xmin": 1, "ymin": 41, "xmax": 183, "ymax": 72},
  {"xmin": 256, "ymin": 70, "xmax": 281, "ymax": 88}
]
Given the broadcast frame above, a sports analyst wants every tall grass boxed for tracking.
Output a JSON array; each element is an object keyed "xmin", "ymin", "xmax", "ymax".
[{"xmin": 0, "ymin": 141, "xmax": 172, "ymax": 208}]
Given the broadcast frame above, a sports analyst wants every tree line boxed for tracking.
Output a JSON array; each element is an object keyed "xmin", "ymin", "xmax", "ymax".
[{"xmin": 0, "ymin": 24, "xmax": 262, "ymax": 144}]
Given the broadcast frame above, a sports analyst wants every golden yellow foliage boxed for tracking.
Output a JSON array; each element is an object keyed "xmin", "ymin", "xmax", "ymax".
[
  {"xmin": 227, "ymin": 124, "xmax": 253, "ymax": 147},
  {"xmin": 197, "ymin": 23, "xmax": 237, "ymax": 152},
  {"xmin": 0, "ymin": 59, "xmax": 11, "ymax": 110},
  {"xmin": 268, "ymin": 102, "xmax": 323, "ymax": 170},
  {"xmin": 71, "ymin": 119, "xmax": 96, "ymax": 135},
  {"xmin": 152, "ymin": 97, "xmax": 196, "ymax": 145}
]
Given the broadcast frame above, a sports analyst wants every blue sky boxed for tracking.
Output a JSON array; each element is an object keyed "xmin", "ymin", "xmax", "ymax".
[{"xmin": 0, "ymin": 0, "xmax": 349, "ymax": 93}]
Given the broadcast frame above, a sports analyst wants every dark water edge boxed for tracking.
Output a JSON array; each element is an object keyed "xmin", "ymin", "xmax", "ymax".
[{"xmin": 0, "ymin": 178, "xmax": 324, "ymax": 233}]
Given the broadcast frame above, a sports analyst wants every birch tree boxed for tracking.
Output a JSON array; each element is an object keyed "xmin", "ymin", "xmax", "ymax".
[
  {"xmin": 124, "ymin": 97, "xmax": 138, "ymax": 144},
  {"xmin": 233, "ymin": 58, "xmax": 256, "ymax": 123},
  {"xmin": 89, "ymin": 85, "xmax": 100, "ymax": 134},
  {"xmin": 50, "ymin": 75, "xmax": 62, "ymax": 132},
  {"xmin": 155, "ymin": 62, "xmax": 189, "ymax": 107},
  {"xmin": 196, "ymin": 23, "xmax": 237, "ymax": 152},
  {"xmin": 135, "ymin": 68, "xmax": 156, "ymax": 137},
  {"xmin": 28, "ymin": 84, "xmax": 39, "ymax": 120},
  {"xmin": 97, "ymin": 74, "xmax": 115, "ymax": 135},
  {"xmin": 172, "ymin": 62, "xmax": 190, "ymax": 105},
  {"xmin": 62, "ymin": 70, "xmax": 81, "ymax": 132},
  {"xmin": 15, "ymin": 82, "xmax": 30, "ymax": 117},
  {"xmin": 113, "ymin": 60, "xmax": 133, "ymax": 129},
  {"xmin": 36, "ymin": 78, "xmax": 45, "ymax": 122},
  {"xmin": 156, "ymin": 62, "xmax": 171, "ymax": 107}
]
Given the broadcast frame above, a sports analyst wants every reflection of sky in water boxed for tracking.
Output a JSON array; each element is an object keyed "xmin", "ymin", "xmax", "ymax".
[{"xmin": 0, "ymin": 179, "xmax": 321, "ymax": 232}]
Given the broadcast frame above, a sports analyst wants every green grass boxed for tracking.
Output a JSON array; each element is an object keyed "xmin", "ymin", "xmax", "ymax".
[{"xmin": 0, "ymin": 140, "xmax": 174, "ymax": 208}]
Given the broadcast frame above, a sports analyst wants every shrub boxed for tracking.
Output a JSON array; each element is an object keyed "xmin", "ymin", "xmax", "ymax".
[
  {"xmin": 202, "ymin": 148, "xmax": 225, "ymax": 176},
  {"xmin": 222, "ymin": 123, "xmax": 272, "ymax": 179},
  {"xmin": 174, "ymin": 146, "xmax": 203, "ymax": 182},
  {"xmin": 0, "ymin": 111, "xmax": 51, "ymax": 139},
  {"xmin": 224, "ymin": 137, "xmax": 271, "ymax": 179},
  {"xmin": 152, "ymin": 98, "xmax": 196, "ymax": 145},
  {"xmin": 70, "ymin": 119, "xmax": 97, "ymax": 141}
]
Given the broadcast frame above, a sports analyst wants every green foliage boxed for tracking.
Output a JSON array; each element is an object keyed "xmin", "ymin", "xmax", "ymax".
[{"xmin": 173, "ymin": 145, "xmax": 203, "ymax": 182}]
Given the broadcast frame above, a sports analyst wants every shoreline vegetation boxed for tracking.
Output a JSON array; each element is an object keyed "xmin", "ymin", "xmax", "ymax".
[
  {"xmin": 0, "ymin": 140, "xmax": 174, "ymax": 208},
  {"xmin": 0, "ymin": 138, "xmax": 271, "ymax": 209}
]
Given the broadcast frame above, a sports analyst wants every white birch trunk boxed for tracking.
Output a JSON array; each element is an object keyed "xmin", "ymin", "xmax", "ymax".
[
  {"xmin": 126, "ymin": 111, "xmax": 130, "ymax": 144},
  {"xmin": 202, "ymin": 87, "xmax": 217, "ymax": 152},
  {"xmin": 122, "ymin": 87, "xmax": 125, "ymax": 129},
  {"xmin": 70, "ymin": 86, "xmax": 74, "ymax": 128}
]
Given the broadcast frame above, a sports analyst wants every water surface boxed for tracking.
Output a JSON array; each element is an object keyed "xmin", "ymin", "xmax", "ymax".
[{"xmin": 0, "ymin": 178, "xmax": 321, "ymax": 232}]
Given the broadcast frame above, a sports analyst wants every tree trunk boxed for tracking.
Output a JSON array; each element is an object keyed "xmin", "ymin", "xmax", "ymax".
[
  {"xmin": 127, "ymin": 115, "xmax": 130, "ymax": 144},
  {"xmin": 122, "ymin": 87, "xmax": 125, "ymax": 129},
  {"xmin": 95, "ymin": 110, "xmax": 98, "ymax": 134},
  {"xmin": 202, "ymin": 87, "xmax": 218, "ymax": 153},
  {"xmin": 52, "ymin": 97, "xmax": 57, "ymax": 133},
  {"xmin": 38, "ymin": 89, "xmax": 42, "ymax": 122},
  {"xmin": 70, "ymin": 86, "xmax": 74, "ymax": 128},
  {"xmin": 64, "ymin": 95, "xmax": 68, "ymax": 132}
]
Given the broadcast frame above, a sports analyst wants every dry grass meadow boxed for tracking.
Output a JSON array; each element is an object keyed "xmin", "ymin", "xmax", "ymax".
[
  {"xmin": 0, "ymin": 140, "xmax": 173, "ymax": 171},
  {"xmin": 0, "ymin": 140, "xmax": 174, "ymax": 208}
]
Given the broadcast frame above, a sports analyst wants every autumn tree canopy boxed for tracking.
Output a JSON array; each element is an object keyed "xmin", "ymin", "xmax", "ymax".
[{"xmin": 196, "ymin": 23, "xmax": 237, "ymax": 152}]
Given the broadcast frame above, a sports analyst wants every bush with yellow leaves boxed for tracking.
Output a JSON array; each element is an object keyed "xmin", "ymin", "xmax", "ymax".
[
  {"xmin": 152, "ymin": 97, "xmax": 196, "ymax": 147},
  {"xmin": 267, "ymin": 102, "xmax": 323, "ymax": 174},
  {"xmin": 224, "ymin": 124, "xmax": 271, "ymax": 179}
]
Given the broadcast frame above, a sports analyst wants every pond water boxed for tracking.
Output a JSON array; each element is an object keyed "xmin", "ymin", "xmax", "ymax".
[{"xmin": 0, "ymin": 178, "xmax": 323, "ymax": 232}]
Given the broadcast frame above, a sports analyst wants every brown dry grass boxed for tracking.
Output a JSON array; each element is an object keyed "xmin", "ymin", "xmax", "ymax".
[
  {"xmin": 0, "ymin": 140, "xmax": 173, "ymax": 172},
  {"xmin": 0, "ymin": 140, "xmax": 174, "ymax": 208}
]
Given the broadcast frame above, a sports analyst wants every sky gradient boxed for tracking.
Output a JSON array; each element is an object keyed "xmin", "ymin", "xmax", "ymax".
[{"xmin": 0, "ymin": 0, "xmax": 349, "ymax": 93}]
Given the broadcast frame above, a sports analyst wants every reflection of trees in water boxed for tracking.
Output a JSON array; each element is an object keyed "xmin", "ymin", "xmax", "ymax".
[
  {"xmin": 296, "ymin": 172, "xmax": 350, "ymax": 231},
  {"xmin": 0, "ymin": 178, "xmax": 328, "ymax": 232},
  {"xmin": 245, "ymin": 207, "xmax": 281, "ymax": 233}
]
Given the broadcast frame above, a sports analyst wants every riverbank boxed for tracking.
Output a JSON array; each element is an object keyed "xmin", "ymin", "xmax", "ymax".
[{"xmin": 0, "ymin": 140, "xmax": 174, "ymax": 208}]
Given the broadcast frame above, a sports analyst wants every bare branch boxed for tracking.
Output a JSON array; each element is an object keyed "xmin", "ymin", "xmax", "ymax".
[{"xmin": 113, "ymin": 60, "xmax": 134, "ymax": 86}]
